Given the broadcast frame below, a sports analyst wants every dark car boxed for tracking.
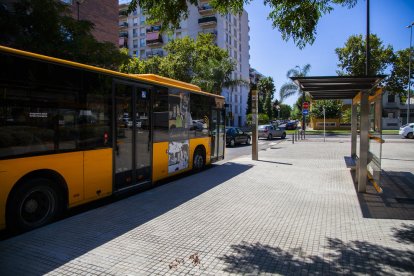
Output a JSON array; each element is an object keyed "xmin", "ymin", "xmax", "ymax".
[
  {"xmin": 280, "ymin": 121, "xmax": 297, "ymax": 130},
  {"xmin": 226, "ymin": 127, "xmax": 251, "ymax": 147}
]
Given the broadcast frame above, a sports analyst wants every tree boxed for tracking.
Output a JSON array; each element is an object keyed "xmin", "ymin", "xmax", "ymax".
[
  {"xmin": 335, "ymin": 34, "xmax": 394, "ymax": 76},
  {"xmin": 127, "ymin": 0, "xmax": 358, "ymax": 49},
  {"xmin": 311, "ymin": 100, "xmax": 343, "ymax": 119},
  {"xmin": 273, "ymin": 103, "xmax": 291, "ymax": 119},
  {"xmin": 246, "ymin": 113, "xmax": 270, "ymax": 125},
  {"xmin": 386, "ymin": 48, "xmax": 413, "ymax": 100},
  {"xmin": 290, "ymin": 94, "xmax": 311, "ymax": 120},
  {"xmin": 121, "ymin": 34, "xmax": 245, "ymax": 94},
  {"xmin": 257, "ymin": 77, "xmax": 276, "ymax": 119},
  {"xmin": 0, "ymin": 0, "xmax": 128, "ymax": 69},
  {"xmin": 279, "ymin": 64, "xmax": 311, "ymax": 102}
]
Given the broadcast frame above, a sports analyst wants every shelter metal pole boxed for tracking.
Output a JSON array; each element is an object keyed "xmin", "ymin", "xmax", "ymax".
[
  {"xmin": 351, "ymin": 98, "xmax": 357, "ymax": 158},
  {"xmin": 252, "ymin": 90, "xmax": 258, "ymax": 161},
  {"xmin": 358, "ymin": 91, "xmax": 369, "ymax": 192}
]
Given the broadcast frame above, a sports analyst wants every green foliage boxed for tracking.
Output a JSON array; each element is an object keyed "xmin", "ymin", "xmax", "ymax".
[
  {"xmin": 311, "ymin": 100, "xmax": 343, "ymax": 119},
  {"xmin": 0, "ymin": 0, "xmax": 129, "ymax": 69},
  {"xmin": 279, "ymin": 104, "xmax": 292, "ymax": 119},
  {"xmin": 257, "ymin": 77, "xmax": 276, "ymax": 119},
  {"xmin": 279, "ymin": 64, "xmax": 311, "ymax": 102},
  {"xmin": 246, "ymin": 113, "xmax": 270, "ymax": 125},
  {"xmin": 335, "ymin": 34, "xmax": 394, "ymax": 76},
  {"xmin": 127, "ymin": 0, "xmax": 358, "ymax": 49},
  {"xmin": 246, "ymin": 90, "xmax": 252, "ymax": 115},
  {"xmin": 120, "ymin": 34, "xmax": 243, "ymax": 94},
  {"xmin": 386, "ymin": 48, "xmax": 414, "ymax": 98}
]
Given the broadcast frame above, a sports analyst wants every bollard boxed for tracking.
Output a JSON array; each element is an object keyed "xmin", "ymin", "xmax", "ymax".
[{"xmin": 292, "ymin": 133, "xmax": 294, "ymax": 144}]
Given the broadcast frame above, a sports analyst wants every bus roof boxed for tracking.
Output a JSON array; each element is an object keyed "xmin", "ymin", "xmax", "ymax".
[{"xmin": 0, "ymin": 45, "xmax": 224, "ymax": 99}]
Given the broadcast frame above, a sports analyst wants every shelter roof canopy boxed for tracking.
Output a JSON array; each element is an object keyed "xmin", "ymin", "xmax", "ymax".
[{"xmin": 290, "ymin": 76, "xmax": 386, "ymax": 100}]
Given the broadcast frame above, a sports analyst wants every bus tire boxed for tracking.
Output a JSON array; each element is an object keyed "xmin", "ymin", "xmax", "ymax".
[
  {"xmin": 193, "ymin": 147, "xmax": 205, "ymax": 171},
  {"xmin": 6, "ymin": 178, "xmax": 63, "ymax": 232}
]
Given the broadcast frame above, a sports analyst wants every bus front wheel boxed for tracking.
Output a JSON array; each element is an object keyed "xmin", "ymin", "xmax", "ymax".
[
  {"xmin": 193, "ymin": 148, "xmax": 205, "ymax": 171},
  {"xmin": 7, "ymin": 178, "xmax": 63, "ymax": 232}
]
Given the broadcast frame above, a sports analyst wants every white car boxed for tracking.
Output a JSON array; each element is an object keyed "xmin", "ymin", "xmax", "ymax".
[{"xmin": 399, "ymin": 123, "xmax": 414, "ymax": 139}]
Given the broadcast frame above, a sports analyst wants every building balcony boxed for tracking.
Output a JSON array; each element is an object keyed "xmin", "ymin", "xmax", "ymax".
[
  {"xmin": 119, "ymin": 10, "xmax": 128, "ymax": 18},
  {"xmin": 198, "ymin": 4, "xmax": 214, "ymax": 15},
  {"xmin": 119, "ymin": 37, "xmax": 128, "ymax": 48},
  {"xmin": 119, "ymin": 32, "xmax": 128, "ymax": 38},
  {"xmin": 146, "ymin": 25, "xmax": 161, "ymax": 33},
  {"xmin": 146, "ymin": 50, "xmax": 164, "ymax": 58},
  {"xmin": 146, "ymin": 32, "xmax": 163, "ymax": 46},
  {"xmin": 198, "ymin": 16, "xmax": 217, "ymax": 27},
  {"xmin": 119, "ymin": 22, "xmax": 128, "ymax": 28}
]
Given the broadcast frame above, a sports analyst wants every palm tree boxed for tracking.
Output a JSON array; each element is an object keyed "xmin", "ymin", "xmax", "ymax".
[{"xmin": 279, "ymin": 64, "xmax": 311, "ymax": 102}]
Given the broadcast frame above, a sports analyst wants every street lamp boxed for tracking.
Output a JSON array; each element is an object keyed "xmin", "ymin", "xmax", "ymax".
[
  {"xmin": 406, "ymin": 22, "xmax": 414, "ymax": 124},
  {"xmin": 76, "ymin": 0, "xmax": 85, "ymax": 21}
]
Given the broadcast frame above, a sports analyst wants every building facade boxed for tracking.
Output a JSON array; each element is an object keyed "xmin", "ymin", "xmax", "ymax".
[
  {"xmin": 64, "ymin": 0, "xmax": 118, "ymax": 45},
  {"xmin": 382, "ymin": 90, "xmax": 414, "ymax": 129},
  {"xmin": 119, "ymin": 1, "xmax": 250, "ymax": 126}
]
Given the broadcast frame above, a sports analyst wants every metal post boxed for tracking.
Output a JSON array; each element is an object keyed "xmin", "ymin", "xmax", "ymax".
[
  {"xmin": 302, "ymin": 91, "xmax": 306, "ymax": 131},
  {"xmin": 252, "ymin": 90, "xmax": 258, "ymax": 160},
  {"xmin": 358, "ymin": 91, "xmax": 370, "ymax": 192},
  {"xmin": 323, "ymin": 106, "xmax": 326, "ymax": 142},
  {"xmin": 351, "ymin": 98, "xmax": 358, "ymax": 158},
  {"xmin": 292, "ymin": 133, "xmax": 294, "ymax": 144},
  {"xmin": 407, "ymin": 23, "xmax": 413, "ymax": 124}
]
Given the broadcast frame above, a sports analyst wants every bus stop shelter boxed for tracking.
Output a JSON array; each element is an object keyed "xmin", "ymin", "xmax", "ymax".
[{"xmin": 291, "ymin": 76, "xmax": 386, "ymax": 193}]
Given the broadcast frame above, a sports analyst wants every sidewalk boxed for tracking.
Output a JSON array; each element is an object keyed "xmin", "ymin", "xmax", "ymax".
[{"xmin": 0, "ymin": 139, "xmax": 413, "ymax": 275}]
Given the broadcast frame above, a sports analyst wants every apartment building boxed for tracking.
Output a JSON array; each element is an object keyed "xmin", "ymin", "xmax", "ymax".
[
  {"xmin": 2, "ymin": 0, "xmax": 118, "ymax": 45},
  {"xmin": 63, "ymin": 0, "xmax": 118, "ymax": 45},
  {"xmin": 119, "ymin": 1, "xmax": 250, "ymax": 126},
  {"xmin": 382, "ymin": 91, "xmax": 414, "ymax": 129}
]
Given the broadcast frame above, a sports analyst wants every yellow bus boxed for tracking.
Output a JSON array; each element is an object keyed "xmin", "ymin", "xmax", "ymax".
[{"xmin": 0, "ymin": 46, "xmax": 225, "ymax": 231}]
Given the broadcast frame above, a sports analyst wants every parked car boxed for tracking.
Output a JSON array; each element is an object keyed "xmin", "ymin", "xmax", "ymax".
[
  {"xmin": 226, "ymin": 127, "xmax": 251, "ymax": 147},
  {"xmin": 258, "ymin": 125, "xmax": 286, "ymax": 140},
  {"xmin": 399, "ymin": 123, "xmax": 414, "ymax": 139}
]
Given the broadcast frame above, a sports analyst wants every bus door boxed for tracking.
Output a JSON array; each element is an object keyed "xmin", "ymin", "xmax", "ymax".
[
  {"xmin": 211, "ymin": 108, "xmax": 225, "ymax": 161},
  {"xmin": 113, "ymin": 81, "xmax": 152, "ymax": 191}
]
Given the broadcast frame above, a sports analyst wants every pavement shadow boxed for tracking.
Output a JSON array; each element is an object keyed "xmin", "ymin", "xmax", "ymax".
[
  {"xmin": 219, "ymin": 237, "xmax": 414, "ymax": 275},
  {"xmin": 392, "ymin": 223, "xmax": 414, "ymax": 244},
  {"xmin": 349, "ymin": 169, "xmax": 414, "ymax": 220},
  {"xmin": 0, "ymin": 162, "xmax": 253, "ymax": 275}
]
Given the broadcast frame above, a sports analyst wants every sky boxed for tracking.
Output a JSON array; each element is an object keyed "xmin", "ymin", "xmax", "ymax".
[{"xmin": 245, "ymin": 0, "xmax": 414, "ymax": 107}]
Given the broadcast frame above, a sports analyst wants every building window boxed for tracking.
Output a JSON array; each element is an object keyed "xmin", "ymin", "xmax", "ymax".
[
  {"xmin": 133, "ymin": 50, "xmax": 138, "ymax": 57},
  {"xmin": 140, "ymin": 38, "xmax": 146, "ymax": 47},
  {"xmin": 133, "ymin": 18, "xmax": 138, "ymax": 26},
  {"xmin": 133, "ymin": 28, "xmax": 138, "ymax": 37},
  {"xmin": 140, "ymin": 49, "xmax": 145, "ymax": 57},
  {"xmin": 140, "ymin": 16, "xmax": 146, "ymax": 24},
  {"xmin": 140, "ymin": 27, "xmax": 146, "ymax": 36},
  {"xmin": 388, "ymin": 94, "xmax": 395, "ymax": 103},
  {"xmin": 133, "ymin": 39, "xmax": 138, "ymax": 48},
  {"xmin": 176, "ymin": 32, "xmax": 182, "ymax": 39}
]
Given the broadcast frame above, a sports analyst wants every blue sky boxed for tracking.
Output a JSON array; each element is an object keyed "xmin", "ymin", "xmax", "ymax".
[{"xmin": 246, "ymin": 0, "xmax": 414, "ymax": 106}]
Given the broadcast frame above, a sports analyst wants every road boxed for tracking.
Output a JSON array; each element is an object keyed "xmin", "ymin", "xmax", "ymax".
[
  {"xmin": 224, "ymin": 134, "xmax": 411, "ymax": 162},
  {"xmin": 224, "ymin": 138, "xmax": 286, "ymax": 161}
]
